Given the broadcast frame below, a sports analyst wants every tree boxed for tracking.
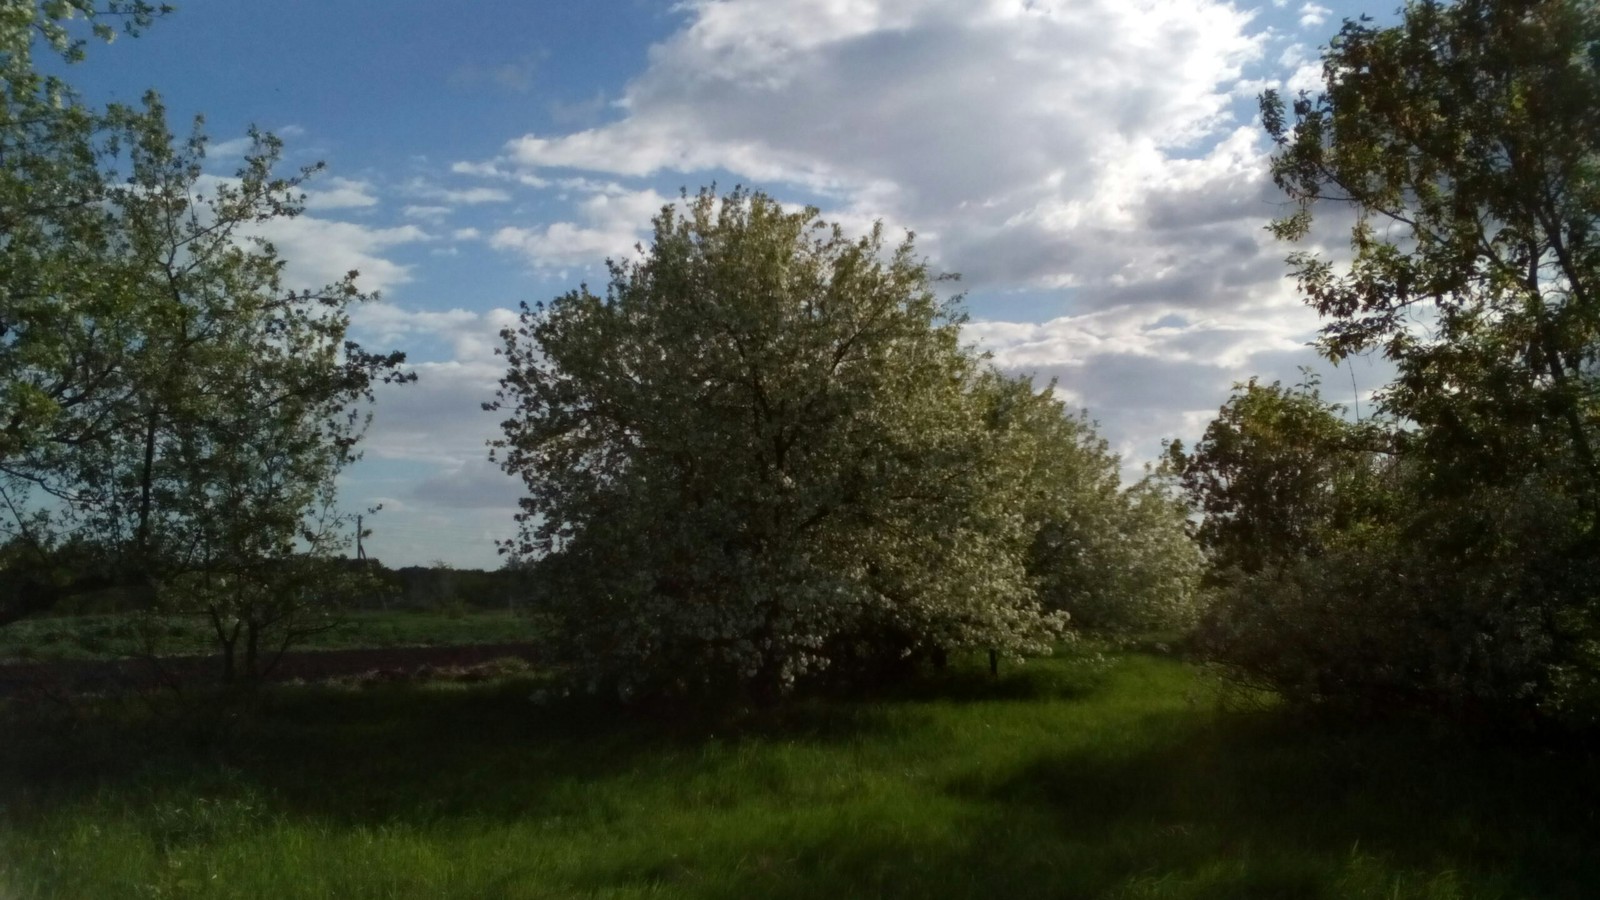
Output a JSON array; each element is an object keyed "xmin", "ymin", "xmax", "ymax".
[
  {"xmin": 1074, "ymin": 471, "xmax": 1206, "ymax": 634},
  {"xmin": 0, "ymin": 1, "xmax": 174, "ymax": 622},
  {"xmin": 993, "ymin": 375, "xmax": 1204, "ymax": 634},
  {"xmin": 0, "ymin": 2, "xmax": 414, "ymax": 680},
  {"xmin": 489, "ymin": 188, "xmax": 1066, "ymax": 700},
  {"xmin": 1263, "ymin": 0, "xmax": 1600, "ymax": 515},
  {"xmin": 1168, "ymin": 379, "xmax": 1418, "ymax": 706},
  {"xmin": 1166, "ymin": 376, "xmax": 1387, "ymax": 576},
  {"xmin": 1221, "ymin": 0, "xmax": 1600, "ymax": 720},
  {"xmin": 50, "ymin": 120, "xmax": 414, "ymax": 681}
]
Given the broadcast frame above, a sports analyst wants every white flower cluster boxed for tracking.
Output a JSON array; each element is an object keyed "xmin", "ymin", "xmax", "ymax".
[{"xmin": 491, "ymin": 189, "xmax": 1188, "ymax": 700}]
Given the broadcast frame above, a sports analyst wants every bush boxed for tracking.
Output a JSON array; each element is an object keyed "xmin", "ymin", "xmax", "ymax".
[{"xmin": 1181, "ymin": 381, "xmax": 1600, "ymax": 725}]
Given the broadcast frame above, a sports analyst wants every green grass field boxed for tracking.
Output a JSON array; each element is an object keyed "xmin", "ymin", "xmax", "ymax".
[
  {"xmin": 2, "ymin": 647, "xmax": 1595, "ymax": 899},
  {"xmin": 0, "ymin": 610, "xmax": 540, "ymax": 663}
]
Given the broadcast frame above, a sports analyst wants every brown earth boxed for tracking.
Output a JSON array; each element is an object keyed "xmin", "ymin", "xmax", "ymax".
[{"xmin": 0, "ymin": 642, "xmax": 541, "ymax": 697}]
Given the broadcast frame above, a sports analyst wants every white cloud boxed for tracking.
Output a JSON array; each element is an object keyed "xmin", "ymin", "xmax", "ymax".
[
  {"xmin": 404, "ymin": 179, "xmax": 511, "ymax": 205},
  {"xmin": 449, "ymin": 159, "xmax": 553, "ymax": 188},
  {"xmin": 470, "ymin": 0, "xmax": 1272, "ymax": 310},
  {"xmin": 252, "ymin": 218, "xmax": 429, "ymax": 294},
  {"xmin": 489, "ymin": 187, "xmax": 668, "ymax": 268},
  {"xmin": 446, "ymin": 0, "xmax": 1329, "ymax": 459},
  {"xmin": 404, "ymin": 204, "xmax": 453, "ymax": 221},
  {"xmin": 363, "ymin": 358, "xmax": 506, "ymax": 466},
  {"xmin": 303, "ymin": 176, "xmax": 379, "ymax": 211},
  {"xmin": 1277, "ymin": 43, "xmax": 1325, "ymax": 95},
  {"xmin": 408, "ymin": 459, "xmax": 523, "ymax": 510},
  {"xmin": 353, "ymin": 305, "xmax": 520, "ymax": 366},
  {"xmin": 1299, "ymin": 2, "xmax": 1331, "ymax": 28},
  {"xmin": 206, "ymin": 136, "xmax": 254, "ymax": 160},
  {"xmin": 342, "ymin": 307, "xmax": 529, "ymax": 565},
  {"xmin": 342, "ymin": 0, "xmax": 1389, "ymax": 563},
  {"xmin": 967, "ymin": 301, "xmax": 1334, "ymax": 467},
  {"xmin": 1286, "ymin": 61, "xmax": 1324, "ymax": 95}
]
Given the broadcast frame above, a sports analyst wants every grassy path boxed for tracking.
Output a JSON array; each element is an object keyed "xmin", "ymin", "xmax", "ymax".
[{"xmin": 2, "ymin": 649, "xmax": 1596, "ymax": 898}]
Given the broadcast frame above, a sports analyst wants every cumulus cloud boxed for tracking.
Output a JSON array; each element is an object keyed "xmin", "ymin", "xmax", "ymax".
[
  {"xmin": 206, "ymin": 136, "xmax": 254, "ymax": 160},
  {"xmin": 409, "ymin": 459, "xmax": 522, "ymax": 509},
  {"xmin": 404, "ymin": 179, "xmax": 511, "ymax": 205},
  {"xmin": 448, "ymin": 160, "xmax": 549, "ymax": 188},
  {"xmin": 1279, "ymin": 42, "xmax": 1326, "ymax": 95},
  {"xmin": 362, "ymin": 358, "xmax": 506, "ymax": 466},
  {"xmin": 181, "ymin": 175, "xmax": 428, "ymax": 306},
  {"xmin": 253, "ymin": 218, "xmax": 429, "ymax": 294},
  {"xmin": 1299, "ymin": 2, "xmax": 1332, "ymax": 28},
  {"xmin": 353, "ymin": 0, "xmax": 1390, "ymax": 561},
  {"xmin": 353, "ymin": 305, "xmax": 521, "ymax": 366},
  {"xmin": 968, "ymin": 302, "xmax": 1332, "ymax": 465},
  {"xmin": 403, "ymin": 204, "xmax": 453, "ymax": 221},
  {"xmin": 342, "ymin": 306, "xmax": 528, "ymax": 564},
  {"xmin": 303, "ymin": 176, "xmax": 379, "ymax": 211},
  {"xmin": 464, "ymin": 0, "xmax": 1275, "ymax": 308},
  {"xmin": 489, "ymin": 187, "xmax": 668, "ymax": 268},
  {"xmin": 437, "ymin": 0, "xmax": 1342, "ymax": 449}
]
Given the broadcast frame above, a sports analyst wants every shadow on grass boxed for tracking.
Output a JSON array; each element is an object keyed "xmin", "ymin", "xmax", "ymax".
[
  {"xmin": 586, "ymin": 709, "xmax": 1597, "ymax": 900},
  {"xmin": 933, "ymin": 710, "xmax": 1600, "ymax": 900},
  {"xmin": 0, "ymin": 652, "xmax": 1100, "ymax": 830},
  {"xmin": 8, "ymin": 652, "xmax": 1593, "ymax": 899},
  {"xmin": 808, "ymin": 650, "xmax": 1111, "ymax": 706}
]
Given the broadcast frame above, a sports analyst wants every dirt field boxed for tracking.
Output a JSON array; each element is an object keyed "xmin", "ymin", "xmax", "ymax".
[{"xmin": 0, "ymin": 642, "xmax": 541, "ymax": 697}]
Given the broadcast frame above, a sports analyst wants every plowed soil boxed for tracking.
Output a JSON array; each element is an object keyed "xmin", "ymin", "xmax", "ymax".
[{"xmin": 0, "ymin": 642, "xmax": 541, "ymax": 697}]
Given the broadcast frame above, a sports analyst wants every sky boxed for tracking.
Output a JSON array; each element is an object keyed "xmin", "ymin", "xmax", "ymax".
[{"xmin": 54, "ymin": 0, "xmax": 1393, "ymax": 569}]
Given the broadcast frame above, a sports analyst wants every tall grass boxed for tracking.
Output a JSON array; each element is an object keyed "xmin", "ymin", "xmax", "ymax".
[{"xmin": 2, "ymin": 649, "xmax": 1595, "ymax": 898}]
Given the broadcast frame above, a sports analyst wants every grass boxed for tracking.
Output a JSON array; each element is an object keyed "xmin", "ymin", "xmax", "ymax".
[
  {"xmin": 0, "ymin": 609, "xmax": 540, "ymax": 663},
  {"xmin": 1, "ymin": 648, "xmax": 1597, "ymax": 898}
]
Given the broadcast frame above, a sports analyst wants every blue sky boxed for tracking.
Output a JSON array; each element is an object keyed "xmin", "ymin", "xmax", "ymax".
[{"xmin": 57, "ymin": 0, "xmax": 1388, "ymax": 568}]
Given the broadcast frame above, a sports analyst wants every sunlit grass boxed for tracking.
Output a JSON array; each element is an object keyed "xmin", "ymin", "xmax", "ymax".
[{"xmin": 2, "ymin": 649, "xmax": 1595, "ymax": 898}]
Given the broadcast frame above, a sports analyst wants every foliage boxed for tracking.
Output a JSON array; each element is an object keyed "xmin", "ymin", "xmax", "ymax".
[
  {"xmin": 0, "ymin": 0, "xmax": 177, "ymax": 471},
  {"xmin": 1173, "ymin": 371, "xmax": 1600, "ymax": 720},
  {"xmin": 1004, "ymin": 378, "xmax": 1203, "ymax": 633},
  {"xmin": 1263, "ymin": 0, "xmax": 1600, "ymax": 505},
  {"xmin": 1077, "ymin": 470, "xmax": 1206, "ymax": 633},
  {"xmin": 1166, "ymin": 376, "xmax": 1389, "ymax": 577},
  {"xmin": 0, "ymin": 1, "xmax": 413, "ymax": 679},
  {"xmin": 0, "ymin": 1, "xmax": 175, "ymax": 622},
  {"xmin": 1200, "ymin": 0, "xmax": 1600, "ymax": 722},
  {"xmin": 1202, "ymin": 466, "xmax": 1600, "ymax": 718},
  {"xmin": 91, "ymin": 116, "xmax": 411, "ymax": 680},
  {"xmin": 490, "ymin": 188, "xmax": 1069, "ymax": 700}
]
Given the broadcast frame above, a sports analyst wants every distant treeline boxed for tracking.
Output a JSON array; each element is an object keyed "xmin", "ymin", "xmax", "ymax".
[
  {"xmin": 368, "ymin": 563, "xmax": 539, "ymax": 613},
  {"xmin": 0, "ymin": 551, "xmax": 538, "ymax": 619}
]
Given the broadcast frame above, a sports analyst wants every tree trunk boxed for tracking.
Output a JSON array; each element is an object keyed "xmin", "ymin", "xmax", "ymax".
[
  {"xmin": 244, "ymin": 621, "xmax": 261, "ymax": 682},
  {"xmin": 135, "ymin": 410, "xmax": 159, "ymax": 555}
]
